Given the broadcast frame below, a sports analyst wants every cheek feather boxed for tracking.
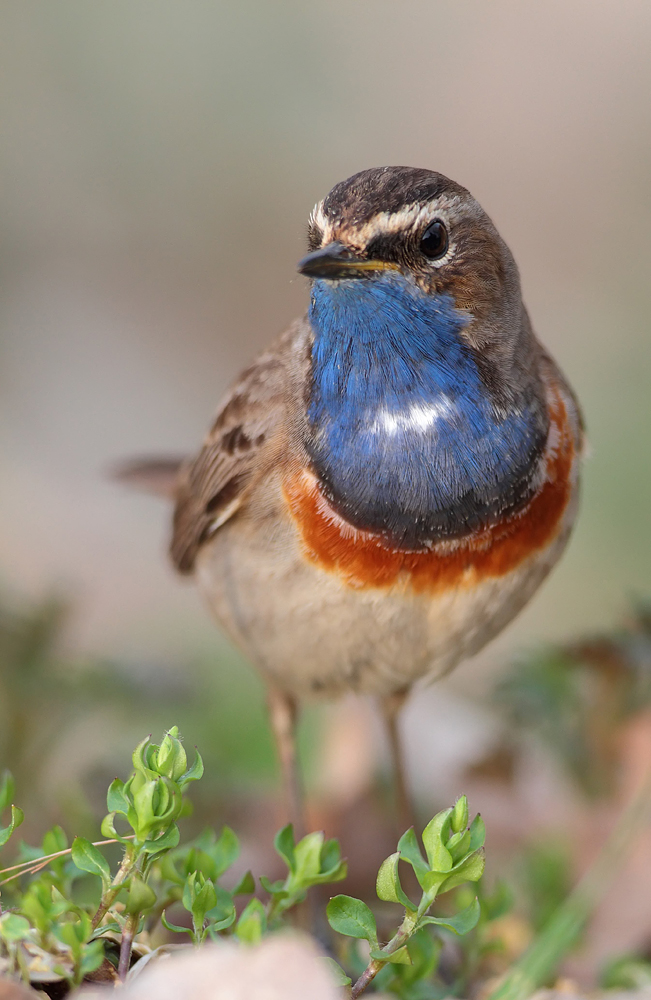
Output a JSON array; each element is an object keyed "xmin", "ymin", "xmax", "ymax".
[{"xmin": 284, "ymin": 388, "xmax": 576, "ymax": 593}]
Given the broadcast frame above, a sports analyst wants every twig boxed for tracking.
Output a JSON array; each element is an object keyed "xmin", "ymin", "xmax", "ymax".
[{"xmin": 0, "ymin": 837, "xmax": 134, "ymax": 886}]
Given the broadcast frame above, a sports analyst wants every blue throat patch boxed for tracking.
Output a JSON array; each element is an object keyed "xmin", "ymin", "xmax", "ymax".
[{"xmin": 306, "ymin": 271, "xmax": 547, "ymax": 547}]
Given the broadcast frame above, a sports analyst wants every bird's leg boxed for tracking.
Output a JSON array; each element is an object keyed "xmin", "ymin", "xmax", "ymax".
[
  {"xmin": 267, "ymin": 685, "xmax": 305, "ymax": 839},
  {"xmin": 380, "ymin": 688, "xmax": 415, "ymax": 835}
]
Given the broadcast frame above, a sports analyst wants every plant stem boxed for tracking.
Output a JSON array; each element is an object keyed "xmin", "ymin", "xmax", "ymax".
[
  {"xmin": 92, "ymin": 847, "xmax": 137, "ymax": 929},
  {"xmin": 118, "ymin": 912, "xmax": 139, "ymax": 981},
  {"xmin": 351, "ymin": 959, "xmax": 383, "ymax": 998},
  {"xmin": 350, "ymin": 913, "xmax": 416, "ymax": 997}
]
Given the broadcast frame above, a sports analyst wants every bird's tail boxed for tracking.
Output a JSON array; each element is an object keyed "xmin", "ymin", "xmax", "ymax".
[{"xmin": 111, "ymin": 457, "xmax": 185, "ymax": 500}]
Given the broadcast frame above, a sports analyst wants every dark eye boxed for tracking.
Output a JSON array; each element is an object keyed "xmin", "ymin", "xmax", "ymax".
[{"xmin": 419, "ymin": 220, "xmax": 448, "ymax": 260}]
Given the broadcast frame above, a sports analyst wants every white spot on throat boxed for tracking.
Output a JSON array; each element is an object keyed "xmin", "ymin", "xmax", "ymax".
[{"xmin": 370, "ymin": 399, "xmax": 456, "ymax": 435}]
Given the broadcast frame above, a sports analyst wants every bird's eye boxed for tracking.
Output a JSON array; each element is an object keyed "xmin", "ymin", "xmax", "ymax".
[{"xmin": 419, "ymin": 220, "xmax": 448, "ymax": 260}]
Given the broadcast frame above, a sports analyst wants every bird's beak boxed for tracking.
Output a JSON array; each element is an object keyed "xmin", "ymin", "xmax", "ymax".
[{"xmin": 297, "ymin": 241, "xmax": 399, "ymax": 280}]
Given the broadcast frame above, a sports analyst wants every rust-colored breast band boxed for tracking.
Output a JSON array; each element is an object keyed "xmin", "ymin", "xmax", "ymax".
[{"xmin": 284, "ymin": 390, "xmax": 576, "ymax": 593}]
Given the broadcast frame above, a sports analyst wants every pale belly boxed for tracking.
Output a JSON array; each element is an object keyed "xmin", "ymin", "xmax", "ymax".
[{"xmin": 194, "ymin": 475, "xmax": 579, "ymax": 699}]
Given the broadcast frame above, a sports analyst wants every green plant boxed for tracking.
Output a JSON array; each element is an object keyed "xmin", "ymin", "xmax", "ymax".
[
  {"xmin": 327, "ymin": 795, "xmax": 485, "ymax": 997},
  {"xmin": 0, "ymin": 727, "xmax": 487, "ymax": 998},
  {"xmin": 495, "ymin": 602, "xmax": 651, "ymax": 799},
  {"xmin": 521, "ymin": 841, "xmax": 572, "ymax": 933},
  {"xmin": 487, "ymin": 765, "xmax": 651, "ymax": 1000},
  {"xmin": 600, "ymin": 954, "xmax": 651, "ymax": 990},
  {"xmin": 0, "ymin": 772, "xmax": 23, "ymax": 853}
]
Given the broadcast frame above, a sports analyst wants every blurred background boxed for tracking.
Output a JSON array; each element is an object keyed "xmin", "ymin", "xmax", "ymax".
[{"xmin": 1, "ymin": 0, "xmax": 650, "ymax": 986}]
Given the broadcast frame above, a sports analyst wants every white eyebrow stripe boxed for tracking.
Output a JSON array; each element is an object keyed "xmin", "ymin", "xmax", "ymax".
[
  {"xmin": 309, "ymin": 203, "xmax": 324, "ymax": 230},
  {"xmin": 369, "ymin": 399, "xmax": 456, "ymax": 435},
  {"xmin": 310, "ymin": 203, "xmax": 327, "ymax": 232},
  {"xmin": 361, "ymin": 204, "xmax": 434, "ymax": 237},
  {"xmin": 312, "ymin": 192, "xmax": 467, "ymax": 247}
]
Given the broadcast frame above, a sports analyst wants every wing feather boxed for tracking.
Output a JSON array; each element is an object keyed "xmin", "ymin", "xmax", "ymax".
[{"xmin": 171, "ymin": 322, "xmax": 309, "ymax": 573}]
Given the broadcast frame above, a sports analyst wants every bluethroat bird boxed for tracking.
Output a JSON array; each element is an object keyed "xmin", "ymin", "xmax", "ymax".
[{"xmin": 119, "ymin": 167, "xmax": 583, "ymax": 833}]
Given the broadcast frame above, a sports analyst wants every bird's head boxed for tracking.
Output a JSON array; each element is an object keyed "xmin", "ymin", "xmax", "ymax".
[{"xmin": 300, "ymin": 166, "xmax": 520, "ymax": 315}]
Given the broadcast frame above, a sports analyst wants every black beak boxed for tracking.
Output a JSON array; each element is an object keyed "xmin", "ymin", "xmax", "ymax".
[{"xmin": 297, "ymin": 242, "xmax": 397, "ymax": 280}]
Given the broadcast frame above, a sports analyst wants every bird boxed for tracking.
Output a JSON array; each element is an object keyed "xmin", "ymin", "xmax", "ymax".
[{"xmin": 118, "ymin": 166, "xmax": 583, "ymax": 834}]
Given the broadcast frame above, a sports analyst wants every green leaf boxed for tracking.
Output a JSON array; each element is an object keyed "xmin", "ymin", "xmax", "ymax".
[
  {"xmin": 402, "ymin": 927, "xmax": 442, "ymax": 981},
  {"xmin": 125, "ymin": 877, "xmax": 157, "ymax": 915},
  {"xmin": 447, "ymin": 829, "xmax": 471, "ymax": 863},
  {"xmin": 388, "ymin": 946, "xmax": 412, "ymax": 965},
  {"xmin": 71, "ymin": 837, "xmax": 111, "ymax": 889},
  {"xmin": 294, "ymin": 831, "xmax": 324, "ymax": 884},
  {"xmin": 142, "ymin": 823, "xmax": 180, "ymax": 855},
  {"xmin": 398, "ymin": 828, "xmax": 430, "ymax": 887},
  {"xmin": 421, "ymin": 898, "xmax": 481, "ymax": 935},
  {"xmin": 211, "ymin": 826, "xmax": 239, "ymax": 878},
  {"xmin": 51, "ymin": 885, "xmax": 75, "ymax": 913},
  {"xmin": 232, "ymin": 870, "xmax": 255, "ymax": 896},
  {"xmin": 307, "ymin": 859, "xmax": 348, "ymax": 886},
  {"xmin": 260, "ymin": 875, "xmax": 287, "ymax": 898},
  {"xmin": 322, "ymin": 956, "xmax": 352, "ymax": 987},
  {"xmin": 376, "ymin": 852, "xmax": 416, "ymax": 910},
  {"xmin": 161, "ymin": 911, "xmax": 191, "ymax": 936},
  {"xmin": 468, "ymin": 814, "xmax": 486, "ymax": 853},
  {"xmin": 482, "ymin": 878, "xmax": 514, "ymax": 922},
  {"xmin": 155, "ymin": 728, "xmax": 188, "ymax": 782},
  {"xmin": 320, "ymin": 838, "xmax": 343, "ymax": 873},
  {"xmin": 92, "ymin": 921, "xmax": 122, "ymax": 937},
  {"xmin": 128, "ymin": 774, "xmax": 182, "ymax": 842},
  {"xmin": 420, "ymin": 870, "xmax": 448, "ymax": 897},
  {"xmin": 159, "ymin": 850, "xmax": 184, "ymax": 886},
  {"xmin": 80, "ymin": 939, "xmax": 105, "ymax": 977},
  {"xmin": 370, "ymin": 944, "xmax": 412, "ymax": 965},
  {"xmin": 132, "ymin": 735, "xmax": 154, "ymax": 776},
  {"xmin": 235, "ymin": 897, "xmax": 267, "ymax": 944},
  {"xmin": 181, "ymin": 870, "xmax": 199, "ymax": 909},
  {"xmin": 107, "ymin": 778, "xmax": 130, "ymax": 815},
  {"xmin": 183, "ymin": 872, "xmax": 218, "ymax": 934},
  {"xmin": 0, "ymin": 913, "xmax": 31, "ymax": 943},
  {"xmin": 422, "ymin": 808, "xmax": 453, "ymax": 873},
  {"xmin": 100, "ymin": 812, "xmax": 129, "ymax": 844},
  {"xmin": 180, "ymin": 846, "xmax": 216, "ymax": 880},
  {"xmin": 57, "ymin": 920, "xmax": 85, "ymax": 950},
  {"xmin": 326, "ymin": 895, "xmax": 378, "ymax": 945},
  {"xmin": 438, "ymin": 850, "xmax": 485, "ymax": 893},
  {"xmin": 274, "ymin": 824, "xmax": 296, "ymax": 872},
  {"xmin": 210, "ymin": 910, "xmax": 237, "ymax": 932},
  {"xmin": 450, "ymin": 795, "xmax": 469, "ymax": 834},
  {"xmin": 130, "ymin": 778, "xmax": 158, "ymax": 834},
  {"xmin": 42, "ymin": 825, "xmax": 68, "ymax": 856},
  {"xmin": 0, "ymin": 771, "xmax": 15, "ymax": 813},
  {"xmin": 178, "ymin": 748, "xmax": 204, "ymax": 789},
  {"xmin": 206, "ymin": 885, "xmax": 236, "ymax": 924},
  {"xmin": 0, "ymin": 805, "xmax": 24, "ymax": 848}
]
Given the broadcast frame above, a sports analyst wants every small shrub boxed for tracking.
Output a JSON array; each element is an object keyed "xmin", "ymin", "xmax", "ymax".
[{"xmin": 0, "ymin": 727, "xmax": 485, "ymax": 997}]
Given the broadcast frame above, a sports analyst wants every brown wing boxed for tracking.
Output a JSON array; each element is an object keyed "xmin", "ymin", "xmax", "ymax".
[{"xmin": 171, "ymin": 321, "xmax": 309, "ymax": 574}]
